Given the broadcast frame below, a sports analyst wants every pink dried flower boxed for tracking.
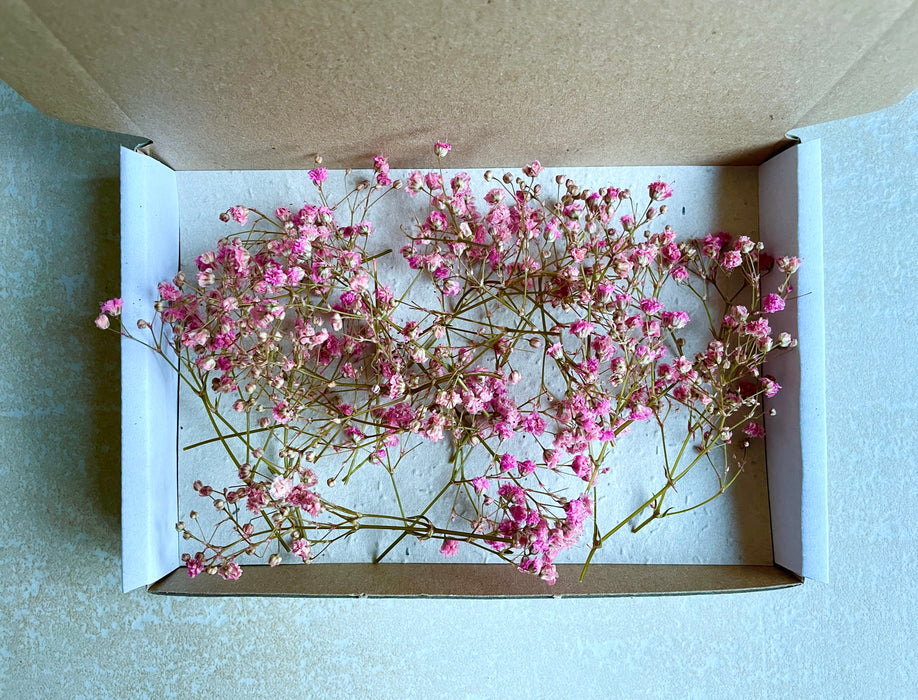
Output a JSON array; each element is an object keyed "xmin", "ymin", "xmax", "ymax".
[
  {"xmin": 722, "ymin": 250, "xmax": 742, "ymax": 269},
  {"xmin": 273, "ymin": 400, "xmax": 295, "ymax": 424},
  {"xmin": 269, "ymin": 476, "xmax": 294, "ymax": 501},
  {"xmin": 440, "ymin": 539, "xmax": 459, "ymax": 557},
  {"xmin": 435, "ymin": 141, "xmax": 452, "ymax": 157},
  {"xmin": 648, "ymin": 181, "xmax": 673, "ymax": 201},
  {"xmin": 761, "ymin": 377, "xmax": 781, "ymax": 398},
  {"xmin": 94, "ymin": 313, "xmax": 110, "ymax": 329},
  {"xmin": 743, "ymin": 318, "xmax": 771, "ymax": 340},
  {"xmin": 309, "ymin": 167, "xmax": 328, "ymax": 184},
  {"xmin": 471, "ymin": 476, "xmax": 490, "ymax": 494},
  {"xmin": 373, "ymin": 155, "xmax": 389, "ymax": 174},
  {"xmin": 777, "ymin": 256, "xmax": 801, "ymax": 274},
  {"xmin": 518, "ymin": 459, "xmax": 537, "ymax": 476},
  {"xmin": 540, "ymin": 564, "xmax": 558, "ymax": 585},
  {"xmin": 522, "ymin": 411, "xmax": 547, "ymax": 436},
  {"xmin": 762, "ymin": 293, "xmax": 786, "ymax": 313},
  {"xmin": 291, "ymin": 538, "xmax": 311, "ymax": 560},
  {"xmin": 100, "ymin": 298, "xmax": 123, "ymax": 316},
  {"xmin": 406, "ymin": 170, "xmax": 424, "ymax": 194},
  {"xmin": 572, "ymin": 454, "xmax": 593, "ymax": 480},
  {"xmin": 185, "ymin": 553, "xmax": 205, "ymax": 578},
  {"xmin": 661, "ymin": 310, "xmax": 690, "ymax": 329},
  {"xmin": 570, "ymin": 319, "xmax": 595, "ymax": 338},
  {"xmin": 219, "ymin": 561, "xmax": 242, "ymax": 580},
  {"xmin": 158, "ymin": 282, "xmax": 181, "ymax": 301},
  {"xmin": 523, "ymin": 160, "xmax": 543, "ymax": 177},
  {"xmin": 228, "ymin": 206, "xmax": 249, "ymax": 225}
]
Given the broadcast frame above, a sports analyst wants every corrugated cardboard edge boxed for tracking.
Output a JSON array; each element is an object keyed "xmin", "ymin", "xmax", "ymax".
[
  {"xmin": 761, "ymin": 140, "xmax": 829, "ymax": 583},
  {"xmin": 148, "ymin": 564, "xmax": 802, "ymax": 598},
  {"xmin": 120, "ymin": 147, "xmax": 181, "ymax": 592}
]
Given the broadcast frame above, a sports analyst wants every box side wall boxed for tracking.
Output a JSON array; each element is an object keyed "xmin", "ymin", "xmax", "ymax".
[
  {"xmin": 759, "ymin": 141, "xmax": 829, "ymax": 582},
  {"xmin": 120, "ymin": 147, "xmax": 182, "ymax": 592}
]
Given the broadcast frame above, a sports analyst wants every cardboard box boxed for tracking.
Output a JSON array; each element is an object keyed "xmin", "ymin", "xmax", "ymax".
[
  {"xmin": 115, "ymin": 145, "xmax": 822, "ymax": 596},
  {"xmin": 3, "ymin": 0, "xmax": 914, "ymax": 596}
]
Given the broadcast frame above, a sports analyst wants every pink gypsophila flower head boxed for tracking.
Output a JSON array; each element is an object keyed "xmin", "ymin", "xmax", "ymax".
[
  {"xmin": 185, "ymin": 553, "xmax": 205, "ymax": 578},
  {"xmin": 518, "ymin": 459, "xmax": 537, "ymax": 476},
  {"xmin": 406, "ymin": 170, "xmax": 424, "ymax": 195},
  {"xmin": 570, "ymin": 319, "xmax": 595, "ymax": 338},
  {"xmin": 471, "ymin": 476, "xmax": 490, "ymax": 494},
  {"xmin": 309, "ymin": 167, "xmax": 328, "ymax": 185},
  {"xmin": 722, "ymin": 250, "xmax": 742, "ymax": 269},
  {"xmin": 269, "ymin": 476, "xmax": 294, "ymax": 501},
  {"xmin": 435, "ymin": 141, "xmax": 452, "ymax": 157},
  {"xmin": 762, "ymin": 293, "xmax": 786, "ymax": 313},
  {"xmin": 777, "ymin": 256, "xmax": 801, "ymax": 274},
  {"xmin": 273, "ymin": 400, "xmax": 295, "ymax": 424},
  {"xmin": 440, "ymin": 539, "xmax": 459, "ymax": 557},
  {"xmin": 100, "ymin": 298, "xmax": 123, "ymax": 316},
  {"xmin": 572, "ymin": 454, "xmax": 593, "ymax": 480},
  {"xmin": 158, "ymin": 282, "xmax": 181, "ymax": 301},
  {"xmin": 648, "ymin": 181, "xmax": 673, "ymax": 201},
  {"xmin": 94, "ymin": 313, "xmax": 110, "ymax": 329},
  {"xmin": 291, "ymin": 538, "xmax": 311, "ymax": 560},
  {"xmin": 229, "ymin": 206, "xmax": 249, "ymax": 225},
  {"xmin": 523, "ymin": 160, "xmax": 543, "ymax": 177},
  {"xmin": 761, "ymin": 377, "xmax": 781, "ymax": 398},
  {"xmin": 522, "ymin": 411, "xmax": 547, "ymax": 436},
  {"xmin": 540, "ymin": 564, "xmax": 558, "ymax": 585},
  {"xmin": 219, "ymin": 561, "xmax": 242, "ymax": 580}
]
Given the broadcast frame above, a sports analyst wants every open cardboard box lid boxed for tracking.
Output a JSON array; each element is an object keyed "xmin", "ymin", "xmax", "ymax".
[
  {"xmin": 1, "ymin": 0, "xmax": 916, "ymax": 169},
  {"xmin": 2, "ymin": 1, "xmax": 911, "ymax": 596}
]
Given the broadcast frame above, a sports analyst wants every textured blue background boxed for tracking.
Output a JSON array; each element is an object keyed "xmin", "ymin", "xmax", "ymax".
[{"xmin": 0, "ymin": 79, "xmax": 915, "ymax": 698}]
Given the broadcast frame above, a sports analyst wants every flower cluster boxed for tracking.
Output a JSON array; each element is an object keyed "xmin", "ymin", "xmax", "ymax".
[{"xmin": 101, "ymin": 145, "xmax": 799, "ymax": 585}]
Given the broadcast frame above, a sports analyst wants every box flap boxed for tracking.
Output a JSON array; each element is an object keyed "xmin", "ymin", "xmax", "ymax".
[
  {"xmin": 120, "ymin": 147, "xmax": 181, "ymax": 592},
  {"xmin": 1, "ymin": 0, "xmax": 915, "ymax": 169},
  {"xmin": 760, "ymin": 141, "xmax": 829, "ymax": 582}
]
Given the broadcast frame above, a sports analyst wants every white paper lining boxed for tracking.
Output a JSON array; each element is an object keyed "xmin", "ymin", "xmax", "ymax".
[{"xmin": 173, "ymin": 165, "xmax": 771, "ymax": 568}]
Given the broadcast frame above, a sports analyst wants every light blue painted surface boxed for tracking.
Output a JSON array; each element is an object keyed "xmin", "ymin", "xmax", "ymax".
[{"xmin": 0, "ymin": 79, "xmax": 915, "ymax": 698}]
